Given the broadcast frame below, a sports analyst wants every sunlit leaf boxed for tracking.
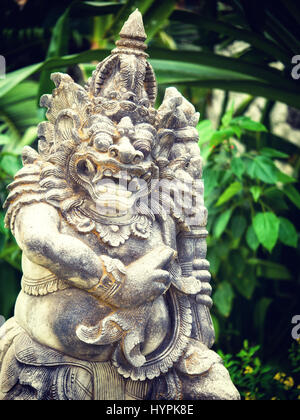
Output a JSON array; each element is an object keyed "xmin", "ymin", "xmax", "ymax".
[
  {"xmin": 252, "ymin": 212, "xmax": 280, "ymax": 252},
  {"xmin": 221, "ymin": 102, "xmax": 235, "ymax": 127},
  {"xmin": 213, "ymin": 208, "xmax": 233, "ymax": 238},
  {"xmin": 0, "ymin": 155, "xmax": 22, "ymax": 177},
  {"xmin": 231, "ymin": 116, "xmax": 267, "ymax": 132},
  {"xmin": 250, "ymin": 186, "xmax": 262, "ymax": 202},
  {"xmin": 216, "ymin": 182, "xmax": 242, "ymax": 207},
  {"xmin": 197, "ymin": 120, "xmax": 214, "ymax": 145}
]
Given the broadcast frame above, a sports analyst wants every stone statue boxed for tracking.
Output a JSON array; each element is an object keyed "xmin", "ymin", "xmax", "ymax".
[{"xmin": 0, "ymin": 10, "xmax": 239, "ymax": 400}]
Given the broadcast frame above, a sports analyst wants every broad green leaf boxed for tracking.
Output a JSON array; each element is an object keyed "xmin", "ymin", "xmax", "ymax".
[
  {"xmin": 221, "ymin": 102, "xmax": 234, "ymax": 128},
  {"xmin": 210, "ymin": 128, "xmax": 237, "ymax": 146},
  {"xmin": 213, "ymin": 282, "xmax": 234, "ymax": 317},
  {"xmin": 252, "ymin": 212, "xmax": 280, "ymax": 252},
  {"xmin": 18, "ymin": 126, "xmax": 38, "ymax": 148},
  {"xmin": 0, "ymin": 135, "xmax": 10, "ymax": 146},
  {"xmin": 250, "ymin": 186, "xmax": 262, "ymax": 202},
  {"xmin": 231, "ymin": 157, "xmax": 245, "ymax": 179},
  {"xmin": 216, "ymin": 182, "xmax": 242, "ymax": 207},
  {"xmin": 228, "ymin": 124, "xmax": 242, "ymax": 139},
  {"xmin": 247, "ymin": 156, "xmax": 278, "ymax": 184},
  {"xmin": 260, "ymin": 147, "xmax": 289, "ymax": 158},
  {"xmin": 213, "ymin": 208, "xmax": 233, "ymax": 238},
  {"xmin": 283, "ymin": 184, "xmax": 300, "ymax": 209},
  {"xmin": 151, "ymin": 59, "xmax": 256, "ymax": 85},
  {"xmin": 149, "ymin": 48, "xmax": 295, "ymax": 90},
  {"xmin": 197, "ymin": 120, "xmax": 214, "ymax": 145},
  {"xmin": 0, "ymin": 81, "xmax": 40, "ymax": 145},
  {"xmin": 276, "ymin": 170, "xmax": 297, "ymax": 184},
  {"xmin": 231, "ymin": 116, "xmax": 267, "ymax": 132},
  {"xmin": 0, "ymin": 63, "xmax": 43, "ymax": 99},
  {"xmin": 246, "ymin": 225, "xmax": 260, "ymax": 251},
  {"xmin": 278, "ymin": 217, "xmax": 298, "ymax": 248},
  {"xmin": 0, "ymin": 155, "xmax": 22, "ymax": 177}
]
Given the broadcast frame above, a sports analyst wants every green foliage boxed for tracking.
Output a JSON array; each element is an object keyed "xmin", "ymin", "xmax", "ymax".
[
  {"xmin": 198, "ymin": 103, "xmax": 299, "ymax": 364},
  {"xmin": 218, "ymin": 340, "xmax": 300, "ymax": 400}
]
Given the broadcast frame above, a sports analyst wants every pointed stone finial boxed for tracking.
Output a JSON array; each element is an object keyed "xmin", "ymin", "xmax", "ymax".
[
  {"xmin": 112, "ymin": 9, "xmax": 148, "ymax": 57},
  {"xmin": 119, "ymin": 9, "xmax": 147, "ymax": 41}
]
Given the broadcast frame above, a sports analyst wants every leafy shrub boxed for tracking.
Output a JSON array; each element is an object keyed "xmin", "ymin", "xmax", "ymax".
[
  {"xmin": 197, "ymin": 106, "xmax": 300, "ymax": 356},
  {"xmin": 218, "ymin": 339, "xmax": 300, "ymax": 400}
]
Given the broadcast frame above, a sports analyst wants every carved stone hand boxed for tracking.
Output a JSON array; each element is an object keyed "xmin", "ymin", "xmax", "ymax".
[
  {"xmin": 98, "ymin": 245, "xmax": 175, "ymax": 308},
  {"xmin": 193, "ymin": 259, "xmax": 213, "ymax": 308}
]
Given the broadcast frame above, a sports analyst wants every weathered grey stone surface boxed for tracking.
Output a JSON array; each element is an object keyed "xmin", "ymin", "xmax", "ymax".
[{"xmin": 0, "ymin": 9, "xmax": 239, "ymax": 400}]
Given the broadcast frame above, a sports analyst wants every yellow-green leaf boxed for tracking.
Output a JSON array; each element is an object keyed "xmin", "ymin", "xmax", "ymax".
[{"xmin": 216, "ymin": 182, "xmax": 242, "ymax": 206}]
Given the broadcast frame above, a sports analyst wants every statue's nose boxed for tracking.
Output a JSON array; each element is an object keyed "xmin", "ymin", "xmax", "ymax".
[{"xmin": 108, "ymin": 137, "xmax": 143, "ymax": 164}]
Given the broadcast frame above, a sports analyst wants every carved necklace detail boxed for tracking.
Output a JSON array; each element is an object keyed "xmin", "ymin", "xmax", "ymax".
[
  {"xmin": 64, "ymin": 204, "xmax": 152, "ymax": 247},
  {"xmin": 95, "ymin": 214, "xmax": 152, "ymax": 247}
]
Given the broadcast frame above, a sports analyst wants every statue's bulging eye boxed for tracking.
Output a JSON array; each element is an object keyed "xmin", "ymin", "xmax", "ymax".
[
  {"xmin": 133, "ymin": 139, "xmax": 151, "ymax": 157},
  {"xmin": 76, "ymin": 159, "xmax": 95, "ymax": 177},
  {"xmin": 94, "ymin": 133, "xmax": 113, "ymax": 152}
]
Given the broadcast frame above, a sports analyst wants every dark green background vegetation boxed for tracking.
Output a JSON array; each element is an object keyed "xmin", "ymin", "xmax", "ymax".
[{"xmin": 0, "ymin": 0, "xmax": 299, "ymax": 399}]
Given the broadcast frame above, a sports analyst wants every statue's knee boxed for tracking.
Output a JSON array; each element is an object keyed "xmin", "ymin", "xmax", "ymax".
[{"xmin": 176, "ymin": 340, "xmax": 240, "ymax": 400}]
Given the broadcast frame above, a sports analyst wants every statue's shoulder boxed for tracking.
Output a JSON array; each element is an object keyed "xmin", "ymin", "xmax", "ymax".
[{"xmin": 3, "ymin": 146, "xmax": 46, "ymax": 234}]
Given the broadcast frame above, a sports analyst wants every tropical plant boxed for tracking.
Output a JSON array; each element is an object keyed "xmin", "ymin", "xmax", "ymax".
[
  {"xmin": 197, "ymin": 106, "xmax": 300, "ymax": 360},
  {"xmin": 219, "ymin": 339, "xmax": 300, "ymax": 400}
]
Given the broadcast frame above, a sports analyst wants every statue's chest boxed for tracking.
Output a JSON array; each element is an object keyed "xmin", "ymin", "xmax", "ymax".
[{"xmin": 60, "ymin": 217, "xmax": 173, "ymax": 265}]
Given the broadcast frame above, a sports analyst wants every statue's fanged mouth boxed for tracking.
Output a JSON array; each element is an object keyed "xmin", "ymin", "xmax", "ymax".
[{"xmin": 85, "ymin": 163, "xmax": 154, "ymax": 218}]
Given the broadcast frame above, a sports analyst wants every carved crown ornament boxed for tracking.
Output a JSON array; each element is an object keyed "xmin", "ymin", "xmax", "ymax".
[{"xmin": 0, "ymin": 9, "xmax": 240, "ymax": 401}]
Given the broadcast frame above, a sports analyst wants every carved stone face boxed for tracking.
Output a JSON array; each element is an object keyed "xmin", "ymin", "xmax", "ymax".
[{"xmin": 68, "ymin": 116, "xmax": 157, "ymax": 218}]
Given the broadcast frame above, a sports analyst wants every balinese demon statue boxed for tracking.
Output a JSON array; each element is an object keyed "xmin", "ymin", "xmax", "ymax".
[{"xmin": 0, "ymin": 10, "xmax": 239, "ymax": 400}]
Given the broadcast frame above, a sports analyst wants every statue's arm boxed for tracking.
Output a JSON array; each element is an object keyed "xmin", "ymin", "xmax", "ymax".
[
  {"xmin": 14, "ymin": 202, "xmax": 103, "ymax": 290},
  {"xmin": 14, "ymin": 202, "xmax": 174, "ymax": 306}
]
